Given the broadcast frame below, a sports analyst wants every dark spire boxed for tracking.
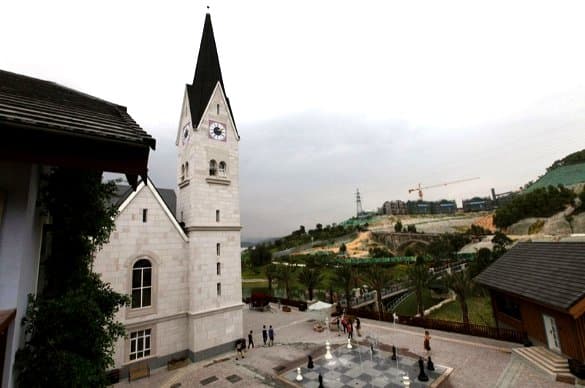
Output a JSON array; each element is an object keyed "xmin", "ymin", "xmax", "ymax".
[{"xmin": 187, "ymin": 13, "xmax": 236, "ymax": 130}]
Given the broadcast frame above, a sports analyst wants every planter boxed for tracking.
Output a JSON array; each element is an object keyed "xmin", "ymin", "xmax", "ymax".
[{"xmin": 167, "ymin": 358, "xmax": 189, "ymax": 371}]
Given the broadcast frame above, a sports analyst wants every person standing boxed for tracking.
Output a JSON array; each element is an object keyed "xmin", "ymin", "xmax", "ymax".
[
  {"xmin": 336, "ymin": 316, "xmax": 341, "ymax": 336},
  {"xmin": 424, "ymin": 330, "xmax": 431, "ymax": 355},
  {"xmin": 356, "ymin": 317, "xmax": 361, "ymax": 337},
  {"xmin": 347, "ymin": 320, "xmax": 353, "ymax": 340},
  {"xmin": 262, "ymin": 325, "xmax": 268, "ymax": 346},
  {"xmin": 248, "ymin": 330, "xmax": 255, "ymax": 349},
  {"xmin": 268, "ymin": 325, "xmax": 274, "ymax": 346}
]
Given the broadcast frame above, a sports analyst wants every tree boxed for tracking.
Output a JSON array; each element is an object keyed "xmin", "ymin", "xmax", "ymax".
[
  {"xmin": 406, "ymin": 224, "xmax": 417, "ymax": 233},
  {"xmin": 334, "ymin": 264, "xmax": 355, "ymax": 309},
  {"xmin": 298, "ymin": 267, "xmax": 323, "ymax": 300},
  {"xmin": 339, "ymin": 243, "xmax": 347, "ymax": 254},
  {"xmin": 264, "ymin": 263, "xmax": 279, "ymax": 294},
  {"xmin": 360, "ymin": 264, "xmax": 394, "ymax": 320},
  {"xmin": 250, "ymin": 244, "xmax": 272, "ymax": 267},
  {"xmin": 394, "ymin": 220, "xmax": 403, "ymax": 232},
  {"xmin": 492, "ymin": 231, "xmax": 512, "ymax": 259},
  {"xmin": 15, "ymin": 168, "xmax": 127, "ymax": 387},
  {"xmin": 407, "ymin": 256, "xmax": 434, "ymax": 318},
  {"xmin": 469, "ymin": 248, "xmax": 494, "ymax": 278},
  {"xmin": 276, "ymin": 260, "xmax": 297, "ymax": 299},
  {"xmin": 444, "ymin": 269, "xmax": 474, "ymax": 325}
]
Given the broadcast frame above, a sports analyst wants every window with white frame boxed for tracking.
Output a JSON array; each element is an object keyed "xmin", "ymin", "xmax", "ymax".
[
  {"xmin": 209, "ymin": 160, "xmax": 217, "ymax": 176},
  {"xmin": 218, "ymin": 161, "xmax": 226, "ymax": 177},
  {"xmin": 129, "ymin": 328, "xmax": 151, "ymax": 361},
  {"xmin": 132, "ymin": 259, "xmax": 152, "ymax": 308}
]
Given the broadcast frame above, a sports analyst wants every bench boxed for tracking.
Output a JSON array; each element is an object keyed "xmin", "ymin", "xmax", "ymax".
[{"xmin": 128, "ymin": 361, "xmax": 150, "ymax": 382}]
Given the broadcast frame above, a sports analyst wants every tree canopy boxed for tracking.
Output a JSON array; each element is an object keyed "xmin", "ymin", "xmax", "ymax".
[{"xmin": 15, "ymin": 168, "xmax": 127, "ymax": 387}]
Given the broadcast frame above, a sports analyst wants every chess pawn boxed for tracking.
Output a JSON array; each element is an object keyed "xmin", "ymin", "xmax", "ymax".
[
  {"xmin": 325, "ymin": 341, "xmax": 333, "ymax": 360},
  {"xmin": 417, "ymin": 357, "xmax": 429, "ymax": 382},
  {"xmin": 307, "ymin": 355, "xmax": 314, "ymax": 369},
  {"xmin": 347, "ymin": 338, "xmax": 353, "ymax": 349},
  {"xmin": 318, "ymin": 374, "xmax": 324, "ymax": 388},
  {"xmin": 427, "ymin": 356, "xmax": 435, "ymax": 371},
  {"xmin": 296, "ymin": 367, "xmax": 303, "ymax": 381},
  {"xmin": 391, "ymin": 345, "xmax": 397, "ymax": 361}
]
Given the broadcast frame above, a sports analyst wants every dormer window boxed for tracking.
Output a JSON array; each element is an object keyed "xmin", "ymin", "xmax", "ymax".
[
  {"xmin": 209, "ymin": 160, "xmax": 217, "ymax": 176},
  {"xmin": 216, "ymin": 103, "xmax": 220, "ymax": 115}
]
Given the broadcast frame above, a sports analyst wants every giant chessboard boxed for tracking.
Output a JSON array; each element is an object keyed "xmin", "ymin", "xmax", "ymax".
[{"xmin": 281, "ymin": 342, "xmax": 450, "ymax": 388}]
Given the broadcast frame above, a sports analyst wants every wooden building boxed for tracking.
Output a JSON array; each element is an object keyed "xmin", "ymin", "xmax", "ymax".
[{"xmin": 475, "ymin": 242, "xmax": 585, "ymax": 364}]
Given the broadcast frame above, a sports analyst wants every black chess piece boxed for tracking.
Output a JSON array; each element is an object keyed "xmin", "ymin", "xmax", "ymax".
[
  {"xmin": 318, "ymin": 373, "xmax": 324, "ymax": 388},
  {"xmin": 307, "ymin": 355, "xmax": 314, "ymax": 369},
  {"xmin": 370, "ymin": 344, "xmax": 375, "ymax": 354},
  {"xmin": 418, "ymin": 357, "xmax": 429, "ymax": 381},
  {"xmin": 427, "ymin": 356, "xmax": 435, "ymax": 371},
  {"xmin": 391, "ymin": 345, "xmax": 397, "ymax": 361}
]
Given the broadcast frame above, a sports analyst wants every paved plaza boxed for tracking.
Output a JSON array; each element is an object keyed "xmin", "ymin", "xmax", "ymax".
[{"xmin": 114, "ymin": 304, "xmax": 572, "ymax": 387}]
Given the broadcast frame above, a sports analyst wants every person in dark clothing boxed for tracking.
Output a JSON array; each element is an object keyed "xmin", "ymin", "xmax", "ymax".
[
  {"xmin": 248, "ymin": 330, "xmax": 255, "ymax": 349},
  {"xmin": 356, "ymin": 317, "xmax": 361, "ymax": 337},
  {"xmin": 235, "ymin": 339, "xmax": 244, "ymax": 360},
  {"xmin": 262, "ymin": 325, "xmax": 268, "ymax": 346},
  {"xmin": 424, "ymin": 330, "xmax": 431, "ymax": 355},
  {"xmin": 268, "ymin": 325, "xmax": 274, "ymax": 346}
]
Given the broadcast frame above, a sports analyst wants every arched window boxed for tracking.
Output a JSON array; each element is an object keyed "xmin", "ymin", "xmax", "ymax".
[
  {"xmin": 181, "ymin": 164, "xmax": 185, "ymax": 181},
  {"xmin": 132, "ymin": 259, "xmax": 152, "ymax": 309},
  {"xmin": 218, "ymin": 161, "xmax": 226, "ymax": 177},
  {"xmin": 216, "ymin": 243, "xmax": 221, "ymax": 256},
  {"xmin": 209, "ymin": 160, "xmax": 217, "ymax": 176},
  {"xmin": 185, "ymin": 162, "xmax": 189, "ymax": 177}
]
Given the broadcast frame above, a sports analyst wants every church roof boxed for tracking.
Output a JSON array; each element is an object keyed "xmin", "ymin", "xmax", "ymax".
[
  {"xmin": 111, "ymin": 183, "xmax": 176, "ymax": 217},
  {"xmin": 187, "ymin": 13, "xmax": 237, "ymax": 133}
]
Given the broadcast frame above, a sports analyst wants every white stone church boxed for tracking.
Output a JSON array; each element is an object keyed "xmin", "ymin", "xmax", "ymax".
[{"xmin": 94, "ymin": 13, "xmax": 243, "ymax": 376}]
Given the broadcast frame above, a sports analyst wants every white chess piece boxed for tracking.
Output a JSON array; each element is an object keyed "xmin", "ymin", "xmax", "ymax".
[
  {"xmin": 347, "ymin": 338, "xmax": 353, "ymax": 349},
  {"xmin": 296, "ymin": 367, "xmax": 303, "ymax": 381},
  {"xmin": 325, "ymin": 341, "xmax": 333, "ymax": 360}
]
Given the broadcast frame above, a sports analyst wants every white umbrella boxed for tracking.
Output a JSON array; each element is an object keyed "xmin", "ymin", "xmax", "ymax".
[{"xmin": 308, "ymin": 301, "xmax": 333, "ymax": 327}]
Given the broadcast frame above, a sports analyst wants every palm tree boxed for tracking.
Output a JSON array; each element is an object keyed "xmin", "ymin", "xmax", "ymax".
[
  {"xmin": 276, "ymin": 260, "xmax": 296, "ymax": 299},
  {"xmin": 360, "ymin": 264, "xmax": 394, "ymax": 320},
  {"xmin": 444, "ymin": 268, "xmax": 474, "ymax": 326},
  {"xmin": 334, "ymin": 263, "xmax": 354, "ymax": 308},
  {"xmin": 298, "ymin": 267, "xmax": 323, "ymax": 301},
  {"xmin": 264, "ymin": 263, "xmax": 279, "ymax": 294},
  {"xmin": 407, "ymin": 256, "xmax": 434, "ymax": 318}
]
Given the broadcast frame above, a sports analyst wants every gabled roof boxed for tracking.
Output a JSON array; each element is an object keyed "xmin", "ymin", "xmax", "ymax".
[
  {"xmin": 116, "ymin": 179, "xmax": 187, "ymax": 242},
  {"xmin": 187, "ymin": 13, "xmax": 237, "ymax": 131},
  {"xmin": 110, "ymin": 183, "xmax": 176, "ymax": 217},
  {"xmin": 0, "ymin": 69, "xmax": 155, "ymax": 149},
  {"xmin": 475, "ymin": 242, "xmax": 585, "ymax": 315}
]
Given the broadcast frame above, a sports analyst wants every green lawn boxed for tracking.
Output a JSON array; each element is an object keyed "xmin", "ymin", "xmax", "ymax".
[
  {"xmin": 393, "ymin": 289, "xmax": 443, "ymax": 316},
  {"xmin": 428, "ymin": 296, "xmax": 495, "ymax": 326}
]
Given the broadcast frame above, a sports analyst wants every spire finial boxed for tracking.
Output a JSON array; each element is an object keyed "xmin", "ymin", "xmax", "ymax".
[{"xmin": 207, "ymin": 5, "xmax": 210, "ymax": 10}]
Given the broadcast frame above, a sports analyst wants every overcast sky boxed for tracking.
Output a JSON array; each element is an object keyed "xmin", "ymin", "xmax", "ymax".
[{"xmin": 3, "ymin": 1, "xmax": 585, "ymax": 239}]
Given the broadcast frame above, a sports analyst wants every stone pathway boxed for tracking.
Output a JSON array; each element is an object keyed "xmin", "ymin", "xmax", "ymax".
[{"xmin": 115, "ymin": 303, "xmax": 574, "ymax": 387}]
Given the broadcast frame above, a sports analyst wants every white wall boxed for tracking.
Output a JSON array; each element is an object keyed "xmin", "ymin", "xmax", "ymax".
[{"xmin": 0, "ymin": 162, "xmax": 42, "ymax": 388}]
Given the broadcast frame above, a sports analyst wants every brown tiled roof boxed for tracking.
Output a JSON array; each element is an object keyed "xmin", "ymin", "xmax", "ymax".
[
  {"xmin": 0, "ymin": 69, "xmax": 155, "ymax": 148},
  {"xmin": 475, "ymin": 242, "xmax": 585, "ymax": 311}
]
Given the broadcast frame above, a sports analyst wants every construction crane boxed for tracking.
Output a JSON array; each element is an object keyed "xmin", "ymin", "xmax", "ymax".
[{"xmin": 408, "ymin": 177, "xmax": 480, "ymax": 201}]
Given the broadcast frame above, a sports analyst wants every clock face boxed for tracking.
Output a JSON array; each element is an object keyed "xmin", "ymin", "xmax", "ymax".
[
  {"xmin": 208, "ymin": 120, "xmax": 226, "ymax": 141},
  {"xmin": 182, "ymin": 123, "xmax": 191, "ymax": 144}
]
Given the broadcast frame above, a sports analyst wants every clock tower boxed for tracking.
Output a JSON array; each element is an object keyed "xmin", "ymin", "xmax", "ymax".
[{"xmin": 176, "ymin": 13, "xmax": 243, "ymax": 356}]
